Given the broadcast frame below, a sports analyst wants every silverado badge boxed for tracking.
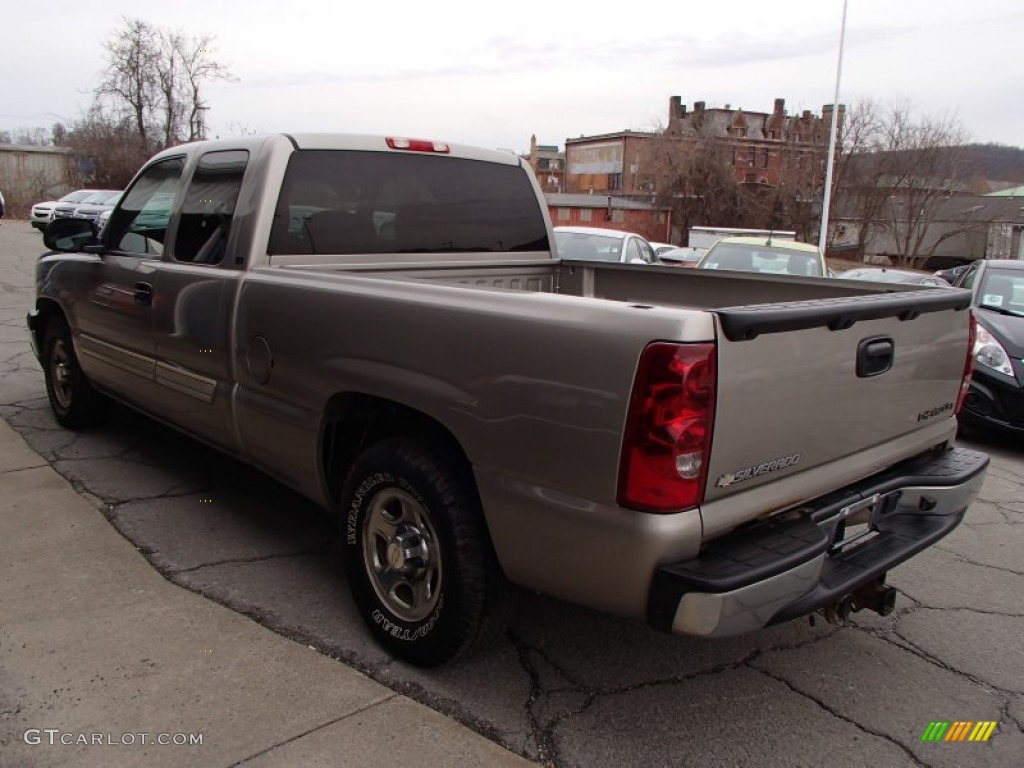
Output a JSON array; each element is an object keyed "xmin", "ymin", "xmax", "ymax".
[{"xmin": 716, "ymin": 453, "xmax": 801, "ymax": 488}]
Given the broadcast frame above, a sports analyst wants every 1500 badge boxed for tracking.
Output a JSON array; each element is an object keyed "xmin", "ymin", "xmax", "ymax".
[
  {"xmin": 716, "ymin": 453, "xmax": 801, "ymax": 488},
  {"xmin": 917, "ymin": 402, "xmax": 954, "ymax": 422}
]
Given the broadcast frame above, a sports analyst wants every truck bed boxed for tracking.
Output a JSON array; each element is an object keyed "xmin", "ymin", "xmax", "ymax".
[{"xmin": 272, "ymin": 254, "xmax": 942, "ymax": 309}]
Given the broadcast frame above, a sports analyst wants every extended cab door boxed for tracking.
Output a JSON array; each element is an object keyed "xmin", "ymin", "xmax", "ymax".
[
  {"xmin": 148, "ymin": 149, "xmax": 250, "ymax": 451},
  {"xmin": 73, "ymin": 156, "xmax": 186, "ymax": 412}
]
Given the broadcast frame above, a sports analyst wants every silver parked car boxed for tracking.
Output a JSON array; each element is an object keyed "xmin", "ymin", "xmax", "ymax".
[
  {"xmin": 69, "ymin": 191, "xmax": 123, "ymax": 226},
  {"xmin": 51, "ymin": 190, "xmax": 121, "ymax": 222}
]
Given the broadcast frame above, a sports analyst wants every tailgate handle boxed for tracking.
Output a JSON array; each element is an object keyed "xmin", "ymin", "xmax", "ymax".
[{"xmin": 857, "ymin": 336, "xmax": 894, "ymax": 377}]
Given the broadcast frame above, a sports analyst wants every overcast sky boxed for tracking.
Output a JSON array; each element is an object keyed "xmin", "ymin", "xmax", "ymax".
[{"xmin": 3, "ymin": 0, "xmax": 1021, "ymax": 153}]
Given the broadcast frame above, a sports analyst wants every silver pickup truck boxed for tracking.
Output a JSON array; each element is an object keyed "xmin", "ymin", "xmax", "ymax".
[{"xmin": 30, "ymin": 133, "xmax": 988, "ymax": 667}]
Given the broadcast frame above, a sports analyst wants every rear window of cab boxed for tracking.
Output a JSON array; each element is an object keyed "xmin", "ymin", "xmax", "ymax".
[{"xmin": 269, "ymin": 150, "xmax": 549, "ymax": 256}]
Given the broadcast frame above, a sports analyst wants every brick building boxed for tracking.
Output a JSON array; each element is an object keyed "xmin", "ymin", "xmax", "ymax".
[
  {"xmin": 525, "ymin": 135, "xmax": 565, "ymax": 194},
  {"xmin": 562, "ymin": 97, "xmax": 842, "ymax": 196},
  {"xmin": 543, "ymin": 192, "xmax": 672, "ymax": 244}
]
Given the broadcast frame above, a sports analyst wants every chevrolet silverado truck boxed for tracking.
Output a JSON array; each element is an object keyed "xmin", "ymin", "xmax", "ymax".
[{"xmin": 29, "ymin": 134, "xmax": 988, "ymax": 667}]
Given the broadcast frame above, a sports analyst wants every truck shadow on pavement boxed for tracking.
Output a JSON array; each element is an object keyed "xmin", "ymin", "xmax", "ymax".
[{"xmin": 5, "ymin": 396, "xmax": 1024, "ymax": 768}]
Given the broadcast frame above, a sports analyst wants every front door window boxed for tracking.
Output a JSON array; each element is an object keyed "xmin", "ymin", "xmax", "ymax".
[{"xmin": 104, "ymin": 157, "xmax": 186, "ymax": 256}]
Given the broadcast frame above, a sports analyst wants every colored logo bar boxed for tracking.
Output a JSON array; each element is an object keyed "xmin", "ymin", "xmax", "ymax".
[{"xmin": 920, "ymin": 721, "xmax": 997, "ymax": 742}]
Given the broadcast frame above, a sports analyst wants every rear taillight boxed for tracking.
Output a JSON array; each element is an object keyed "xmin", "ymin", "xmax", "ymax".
[
  {"xmin": 955, "ymin": 310, "xmax": 977, "ymax": 415},
  {"xmin": 385, "ymin": 137, "xmax": 451, "ymax": 153},
  {"xmin": 618, "ymin": 342, "xmax": 716, "ymax": 512}
]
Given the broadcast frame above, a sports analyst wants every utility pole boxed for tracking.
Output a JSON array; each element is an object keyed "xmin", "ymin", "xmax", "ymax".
[
  {"xmin": 195, "ymin": 105, "xmax": 209, "ymax": 141},
  {"xmin": 818, "ymin": 0, "xmax": 849, "ymax": 255}
]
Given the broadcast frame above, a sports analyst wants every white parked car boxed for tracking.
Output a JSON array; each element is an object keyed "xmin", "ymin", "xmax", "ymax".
[
  {"xmin": 553, "ymin": 226, "xmax": 657, "ymax": 264},
  {"xmin": 31, "ymin": 189, "xmax": 97, "ymax": 231},
  {"xmin": 696, "ymin": 236, "xmax": 828, "ymax": 277}
]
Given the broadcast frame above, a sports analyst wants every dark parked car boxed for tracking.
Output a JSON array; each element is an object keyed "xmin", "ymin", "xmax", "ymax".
[
  {"xmin": 953, "ymin": 259, "xmax": 1024, "ymax": 433},
  {"xmin": 839, "ymin": 267, "xmax": 951, "ymax": 288},
  {"xmin": 934, "ymin": 264, "xmax": 971, "ymax": 284}
]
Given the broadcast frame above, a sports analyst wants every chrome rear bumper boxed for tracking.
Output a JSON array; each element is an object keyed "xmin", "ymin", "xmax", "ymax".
[{"xmin": 647, "ymin": 445, "xmax": 989, "ymax": 637}]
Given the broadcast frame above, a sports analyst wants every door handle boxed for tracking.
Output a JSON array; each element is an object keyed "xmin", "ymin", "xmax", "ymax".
[{"xmin": 134, "ymin": 282, "xmax": 154, "ymax": 306}]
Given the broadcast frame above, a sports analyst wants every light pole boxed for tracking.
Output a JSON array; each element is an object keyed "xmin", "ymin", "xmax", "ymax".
[{"xmin": 818, "ymin": 0, "xmax": 849, "ymax": 255}]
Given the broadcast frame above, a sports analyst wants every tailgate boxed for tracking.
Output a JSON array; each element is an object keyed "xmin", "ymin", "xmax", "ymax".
[{"xmin": 704, "ymin": 290, "xmax": 972, "ymax": 509}]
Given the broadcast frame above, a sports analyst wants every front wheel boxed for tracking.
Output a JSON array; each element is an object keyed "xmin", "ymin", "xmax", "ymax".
[
  {"xmin": 42, "ymin": 318, "xmax": 109, "ymax": 429},
  {"xmin": 341, "ymin": 437, "xmax": 513, "ymax": 667}
]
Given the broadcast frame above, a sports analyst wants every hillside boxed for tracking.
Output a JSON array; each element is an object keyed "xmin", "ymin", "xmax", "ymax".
[{"xmin": 957, "ymin": 143, "xmax": 1024, "ymax": 185}]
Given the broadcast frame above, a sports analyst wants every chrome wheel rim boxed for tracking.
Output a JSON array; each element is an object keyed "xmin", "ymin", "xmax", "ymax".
[
  {"xmin": 362, "ymin": 487, "xmax": 442, "ymax": 622},
  {"xmin": 50, "ymin": 339, "xmax": 73, "ymax": 409}
]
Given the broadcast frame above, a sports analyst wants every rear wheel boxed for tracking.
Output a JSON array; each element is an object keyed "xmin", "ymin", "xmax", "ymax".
[
  {"xmin": 42, "ymin": 318, "xmax": 109, "ymax": 429},
  {"xmin": 341, "ymin": 437, "xmax": 513, "ymax": 667}
]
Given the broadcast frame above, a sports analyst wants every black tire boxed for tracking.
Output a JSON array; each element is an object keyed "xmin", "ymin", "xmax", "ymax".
[
  {"xmin": 42, "ymin": 318, "xmax": 110, "ymax": 429},
  {"xmin": 341, "ymin": 437, "xmax": 513, "ymax": 667}
]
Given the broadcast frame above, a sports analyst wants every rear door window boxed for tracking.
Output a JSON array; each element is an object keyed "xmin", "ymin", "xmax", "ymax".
[
  {"xmin": 268, "ymin": 150, "xmax": 548, "ymax": 255},
  {"xmin": 174, "ymin": 150, "xmax": 249, "ymax": 265}
]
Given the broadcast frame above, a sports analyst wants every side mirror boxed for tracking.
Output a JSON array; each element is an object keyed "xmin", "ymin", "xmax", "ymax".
[
  {"xmin": 44, "ymin": 218, "xmax": 98, "ymax": 252},
  {"xmin": 629, "ymin": 258, "xmax": 648, "ymax": 265}
]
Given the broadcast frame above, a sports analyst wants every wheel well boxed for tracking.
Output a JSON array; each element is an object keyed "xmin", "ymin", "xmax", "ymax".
[
  {"xmin": 321, "ymin": 393, "xmax": 474, "ymax": 507},
  {"xmin": 32, "ymin": 299, "xmax": 66, "ymax": 348}
]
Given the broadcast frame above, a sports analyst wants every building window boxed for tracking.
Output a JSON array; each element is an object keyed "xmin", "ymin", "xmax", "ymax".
[
  {"xmin": 761, "ymin": 148, "xmax": 769, "ymax": 168},
  {"xmin": 608, "ymin": 173, "xmax": 622, "ymax": 191},
  {"xmin": 611, "ymin": 209, "xmax": 624, "ymax": 222},
  {"xmin": 580, "ymin": 208, "xmax": 592, "ymax": 222},
  {"xmin": 557, "ymin": 207, "xmax": 570, "ymax": 221},
  {"xmin": 747, "ymin": 149, "xmax": 756, "ymax": 167}
]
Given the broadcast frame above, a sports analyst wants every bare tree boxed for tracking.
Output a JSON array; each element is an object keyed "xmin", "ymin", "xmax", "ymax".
[
  {"xmin": 60, "ymin": 106, "xmax": 153, "ymax": 187},
  {"xmin": 96, "ymin": 17, "xmax": 160, "ymax": 151},
  {"xmin": 173, "ymin": 34, "xmax": 236, "ymax": 141},
  {"xmin": 93, "ymin": 17, "xmax": 235, "ymax": 152},
  {"xmin": 651, "ymin": 131, "xmax": 746, "ymax": 244},
  {"xmin": 57, "ymin": 18, "xmax": 236, "ymax": 187},
  {"xmin": 0, "ymin": 126, "xmax": 52, "ymax": 145},
  {"xmin": 154, "ymin": 30, "xmax": 185, "ymax": 148},
  {"xmin": 831, "ymin": 100, "xmax": 972, "ymax": 266}
]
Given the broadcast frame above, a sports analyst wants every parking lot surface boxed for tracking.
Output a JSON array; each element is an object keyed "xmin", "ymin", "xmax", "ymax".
[{"xmin": 2, "ymin": 221, "xmax": 1022, "ymax": 767}]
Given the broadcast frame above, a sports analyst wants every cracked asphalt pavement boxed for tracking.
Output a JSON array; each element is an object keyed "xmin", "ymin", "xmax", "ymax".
[{"xmin": 2, "ymin": 221, "xmax": 1022, "ymax": 767}]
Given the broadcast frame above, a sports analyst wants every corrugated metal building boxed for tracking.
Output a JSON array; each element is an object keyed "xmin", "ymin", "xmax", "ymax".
[{"xmin": 0, "ymin": 144, "xmax": 76, "ymax": 216}]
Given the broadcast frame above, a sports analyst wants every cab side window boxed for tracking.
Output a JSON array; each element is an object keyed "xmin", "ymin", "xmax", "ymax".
[
  {"xmin": 174, "ymin": 150, "xmax": 249, "ymax": 265},
  {"xmin": 104, "ymin": 157, "xmax": 186, "ymax": 256},
  {"xmin": 959, "ymin": 265, "xmax": 979, "ymax": 289}
]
